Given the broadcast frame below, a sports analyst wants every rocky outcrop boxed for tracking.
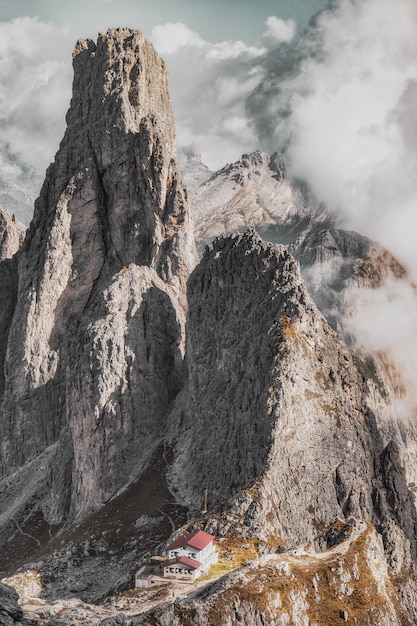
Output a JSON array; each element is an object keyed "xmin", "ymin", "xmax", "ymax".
[
  {"xmin": 291, "ymin": 227, "xmax": 407, "ymax": 333},
  {"xmin": 181, "ymin": 151, "xmax": 327, "ymax": 251},
  {"xmin": 167, "ymin": 230, "xmax": 417, "ymax": 619},
  {"xmin": 0, "ymin": 208, "xmax": 23, "ymax": 398},
  {"xmin": 0, "ymin": 582, "xmax": 24, "ymax": 626},
  {"xmin": 0, "ymin": 207, "xmax": 24, "ymax": 261},
  {"xmin": 0, "ymin": 27, "xmax": 196, "ymax": 552},
  {"xmin": 132, "ymin": 522, "xmax": 412, "ymax": 626}
]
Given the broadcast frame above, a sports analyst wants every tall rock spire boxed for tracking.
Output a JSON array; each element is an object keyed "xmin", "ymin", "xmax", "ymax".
[{"xmin": 0, "ymin": 29, "xmax": 196, "ymax": 521}]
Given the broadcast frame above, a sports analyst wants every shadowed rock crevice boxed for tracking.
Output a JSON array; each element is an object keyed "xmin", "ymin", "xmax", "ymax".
[
  {"xmin": 0, "ymin": 28, "xmax": 196, "ymax": 560},
  {"xmin": 0, "ymin": 258, "xmax": 18, "ymax": 397},
  {"xmin": 169, "ymin": 231, "xmax": 417, "ymax": 580}
]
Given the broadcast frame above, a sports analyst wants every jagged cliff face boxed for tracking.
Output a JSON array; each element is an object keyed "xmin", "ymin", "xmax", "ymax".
[
  {"xmin": 183, "ymin": 153, "xmax": 417, "ymax": 496},
  {"xmin": 1, "ymin": 26, "xmax": 417, "ymax": 626},
  {"xmin": 0, "ymin": 207, "xmax": 24, "ymax": 261},
  {"xmin": 291, "ymin": 228, "xmax": 417, "ymax": 493},
  {"xmin": 181, "ymin": 150, "xmax": 328, "ymax": 251},
  {"xmin": 0, "ymin": 208, "xmax": 23, "ymax": 400},
  {"xmin": 0, "ymin": 29, "xmax": 196, "ymax": 528},
  {"xmin": 167, "ymin": 231, "xmax": 417, "ymax": 621},
  {"xmin": 170, "ymin": 232, "xmax": 415, "ymax": 546}
]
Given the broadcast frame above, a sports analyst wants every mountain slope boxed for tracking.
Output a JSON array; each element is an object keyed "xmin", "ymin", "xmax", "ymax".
[
  {"xmin": 181, "ymin": 150, "xmax": 329, "ymax": 251},
  {"xmin": 134, "ymin": 522, "xmax": 411, "ymax": 626},
  {"xmin": 1, "ymin": 27, "xmax": 417, "ymax": 626},
  {"xmin": 167, "ymin": 231, "xmax": 417, "ymax": 621},
  {"xmin": 0, "ymin": 27, "xmax": 196, "ymax": 568}
]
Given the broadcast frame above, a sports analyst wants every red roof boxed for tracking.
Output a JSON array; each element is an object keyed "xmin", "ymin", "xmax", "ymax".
[
  {"xmin": 162, "ymin": 556, "xmax": 201, "ymax": 570},
  {"xmin": 186, "ymin": 530, "xmax": 216, "ymax": 551},
  {"xmin": 167, "ymin": 529, "xmax": 216, "ymax": 553}
]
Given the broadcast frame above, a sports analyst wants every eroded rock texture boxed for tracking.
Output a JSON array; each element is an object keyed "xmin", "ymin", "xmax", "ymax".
[
  {"xmin": 133, "ymin": 522, "xmax": 411, "ymax": 626},
  {"xmin": 0, "ymin": 28, "xmax": 196, "ymax": 539},
  {"xmin": 168, "ymin": 230, "xmax": 417, "ymax": 620},
  {"xmin": 0, "ymin": 208, "xmax": 23, "ymax": 398},
  {"xmin": 0, "ymin": 582, "xmax": 24, "ymax": 626},
  {"xmin": 180, "ymin": 150, "xmax": 328, "ymax": 252}
]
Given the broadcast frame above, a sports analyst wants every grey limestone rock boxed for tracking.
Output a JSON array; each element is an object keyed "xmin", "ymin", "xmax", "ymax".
[
  {"xmin": 0, "ymin": 207, "xmax": 24, "ymax": 262},
  {"xmin": 0, "ymin": 583, "xmax": 23, "ymax": 625},
  {"xmin": 0, "ymin": 208, "xmax": 23, "ymax": 399},
  {"xmin": 180, "ymin": 150, "xmax": 327, "ymax": 251},
  {"xmin": 168, "ymin": 229, "xmax": 417, "ymax": 618},
  {"xmin": 0, "ymin": 27, "xmax": 196, "ymax": 543}
]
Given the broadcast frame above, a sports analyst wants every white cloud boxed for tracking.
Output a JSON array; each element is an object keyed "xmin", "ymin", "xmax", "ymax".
[
  {"xmin": 344, "ymin": 279, "xmax": 417, "ymax": 415},
  {"xmin": 263, "ymin": 16, "xmax": 296, "ymax": 44},
  {"xmin": 243, "ymin": 1, "xmax": 417, "ymax": 414},
  {"xmin": 248, "ymin": 0, "xmax": 417, "ymax": 278},
  {"xmin": 150, "ymin": 22, "xmax": 205, "ymax": 55},
  {"xmin": 0, "ymin": 17, "xmax": 73, "ymax": 190},
  {"xmin": 150, "ymin": 21, "xmax": 271, "ymax": 169}
]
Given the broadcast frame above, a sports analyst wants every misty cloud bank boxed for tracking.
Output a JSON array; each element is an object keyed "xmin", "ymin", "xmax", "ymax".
[
  {"xmin": 246, "ymin": 0, "xmax": 417, "ymax": 278},
  {"xmin": 0, "ymin": 1, "xmax": 416, "ymax": 411},
  {"xmin": 155, "ymin": 0, "xmax": 417, "ymax": 413},
  {"xmin": 0, "ymin": 18, "xmax": 72, "ymax": 187}
]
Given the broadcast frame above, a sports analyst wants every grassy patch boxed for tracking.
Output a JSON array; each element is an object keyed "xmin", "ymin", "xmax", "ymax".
[{"xmin": 273, "ymin": 316, "xmax": 307, "ymax": 357}]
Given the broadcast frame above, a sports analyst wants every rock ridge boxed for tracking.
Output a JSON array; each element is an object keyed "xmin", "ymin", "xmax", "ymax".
[
  {"xmin": 168, "ymin": 229, "xmax": 417, "ymax": 618},
  {"xmin": 0, "ymin": 27, "xmax": 196, "ymax": 546}
]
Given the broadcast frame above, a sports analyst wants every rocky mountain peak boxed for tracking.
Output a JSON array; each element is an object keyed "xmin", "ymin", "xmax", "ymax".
[
  {"xmin": 180, "ymin": 149, "xmax": 327, "ymax": 249},
  {"xmin": 169, "ymin": 230, "xmax": 416, "ymax": 595},
  {"xmin": 0, "ymin": 206, "xmax": 23, "ymax": 261},
  {"xmin": 2, "ymin": 27, "xmax": 417, "ymax": 625},
  {"xmin": 0, "ymin": 28, "xmax": 196, "ymax": 534},
  {"xmin": 70, "ymin": 29, "xmax": 175, "ymax": 141},
  {"xmin": 219, "ymin": 150, "xmax": 285, "ymax": 183}
]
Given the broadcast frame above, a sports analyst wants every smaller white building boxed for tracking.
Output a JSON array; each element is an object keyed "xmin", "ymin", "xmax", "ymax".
[
  {"xmin": 162, "ymin": 530, "xmax": 218, "ymax": 581},
  {"xmin": 135, "ymin": 565, "xmax": 159, "ymax": 588}
]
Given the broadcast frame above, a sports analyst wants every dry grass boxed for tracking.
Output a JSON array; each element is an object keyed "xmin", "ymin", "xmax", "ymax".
[{"xmin": 203, "ymin": 524, "xmax": 411, "ymax": 626}]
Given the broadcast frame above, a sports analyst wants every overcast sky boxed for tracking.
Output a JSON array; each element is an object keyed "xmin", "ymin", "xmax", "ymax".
[
  {"xmin": 0, "ymin": 0, "xmax": 416, "ymax": 271},
  {"xmin": 0, "ymin": 0, "xmax": 328, "ymax": 182}
]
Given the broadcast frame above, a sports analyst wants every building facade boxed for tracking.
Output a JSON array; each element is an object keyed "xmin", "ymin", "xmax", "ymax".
[{"xmin": 162, "ymin": 530, "xmax": 218, "ymax": 581}]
